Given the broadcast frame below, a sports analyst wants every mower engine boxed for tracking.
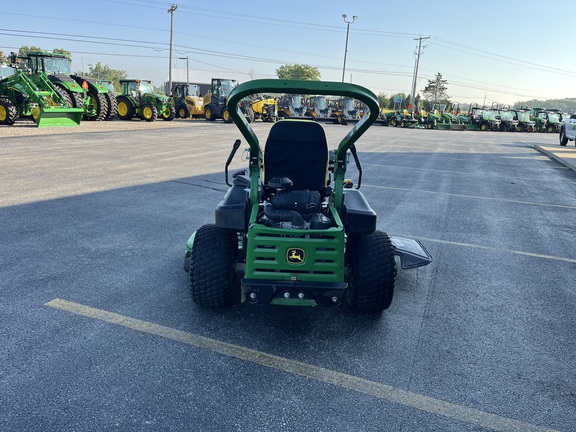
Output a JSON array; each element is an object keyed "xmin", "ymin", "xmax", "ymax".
[{"xmin": 261, "ymin": 177, "xmax": 333, "ymax": 230}]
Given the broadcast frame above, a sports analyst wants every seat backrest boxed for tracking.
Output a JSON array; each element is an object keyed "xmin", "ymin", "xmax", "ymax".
[{"xmin": 263, "ymin": 120, "xmax": 329, "ymax": 191}]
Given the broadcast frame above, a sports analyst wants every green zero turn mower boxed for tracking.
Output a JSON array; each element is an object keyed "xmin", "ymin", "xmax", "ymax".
[{"xmin": 184, "ymin": 79, "xmax": 432, "ymax": 313}]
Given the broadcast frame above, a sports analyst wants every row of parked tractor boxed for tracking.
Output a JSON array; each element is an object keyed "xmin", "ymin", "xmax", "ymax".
[
  {"xmin": 0, "ymin": 51, "xmax": 276, "ymax": 127},
  {"xmin": 383, "ymin": 103, "xmax": 565, "ymax": 133},
  {"xmin": 0, "ymin": 51, "xmax": 181, "ymax": 127},
  {"xmin": 0, "ymin": 50, "xmax": 566, "ymax": 132}
]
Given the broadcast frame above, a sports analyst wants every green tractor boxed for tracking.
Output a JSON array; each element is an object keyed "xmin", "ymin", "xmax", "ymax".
[
  {"xmin": 116, "ymin": 79, "xmax": 175, "ymax": 122},
  {"xmin": 544, "ymin": 109, "xmax": 562, "ymax": 133},
  {"xmin": 511, "ymin": 107, "xmax": 536, "ymax": 132},
  {"xmin": 468, "ymin": 104, "xmax": 501, "ymax": 131},
  {"xmin": 530, "ymin": 107, "xmax": 562, "ymax": 133},
  {"xmin": 183, "ymin": 79, "xmax": 432, "ymax": 313},
  {"xmin": 424, "ymin": 104, "xmax": 454, "ymax": 130},
  {"xmin": 0, "ymin": 66, "xmax": 83, "ymax": 127},
  {"xmin": 493, "ymin": 104, "xmax": 519, "ymax": 132},
  {"xmin": 385, "ymin": 110, "xmax": 403, "ymax": 127},
  {"xmin": 17, "ymin": 51, "xmax": 115, "ymax": 121},
  {"xmin": 202, "ymin": 78, "xmax": 238, "ymax": 122}
]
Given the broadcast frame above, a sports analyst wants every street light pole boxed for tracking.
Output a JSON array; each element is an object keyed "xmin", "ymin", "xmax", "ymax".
[
  {"xmin": 167, "ymin": 4, "xmax": 177, "ymax": 96},
  {"xmin": 341, "ymin": 14, "xmax": 357, "ymax": 83}
]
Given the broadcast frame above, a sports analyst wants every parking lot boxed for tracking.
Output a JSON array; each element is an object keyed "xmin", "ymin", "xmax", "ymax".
[{"xmin": 1, "ymin": 120, "xmax": 575, "ymax": 431}]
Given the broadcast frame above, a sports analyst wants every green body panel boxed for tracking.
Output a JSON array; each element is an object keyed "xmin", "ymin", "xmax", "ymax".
[
  {"xmin": 50, "ymin": 79, "xmax": 84, "ymax": 94},
  {"xmin": 185, "ymin": 231, "xmax": 196, "ymax": 259},
  {"xmin": 244, "ymin": 207, "xmax": 346, "ymax": 283},
  {"xmin": 224, "ymin": 80, "xmax": 379, "ymax": 286},
  {"xmin": 80, "ymin": 79, "xmax": 109, "ymax": 94},
  {"xmin": 227, "ymin": 79, "xmax": 379, "ymax": 211},
  {"xmin": 34, "ymin": 106, "xmax": 84, "ymax": 127}
]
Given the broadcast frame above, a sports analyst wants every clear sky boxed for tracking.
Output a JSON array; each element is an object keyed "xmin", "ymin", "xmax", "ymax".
[{"xmin": 2, "ymin": 0, "xmax": 575, "ymax": 106}]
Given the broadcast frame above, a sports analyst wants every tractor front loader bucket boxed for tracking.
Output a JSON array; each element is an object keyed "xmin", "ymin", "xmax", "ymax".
[{"xmin": 33, "ymin": 106, "xmax": 84, "ymax": 127}]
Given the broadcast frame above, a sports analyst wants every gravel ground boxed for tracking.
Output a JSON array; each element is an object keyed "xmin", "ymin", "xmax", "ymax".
[{"xmin": 0, "ymin": 117, "xmax": 199, "ymax": 137}]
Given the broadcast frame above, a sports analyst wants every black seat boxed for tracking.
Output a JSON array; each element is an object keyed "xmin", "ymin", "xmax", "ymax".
[{"xmin": 263, "ymin": 120, "xmax": 329, "ymax": 191}]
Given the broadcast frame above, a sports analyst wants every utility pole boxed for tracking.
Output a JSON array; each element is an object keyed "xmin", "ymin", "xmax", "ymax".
[
  {"xmin": 410, "ymin": 35, "xmax": 429, "ymax": 112},
  {"xmin": 167, "ymin": 4, "xmax": 178, "ymax": 96}
]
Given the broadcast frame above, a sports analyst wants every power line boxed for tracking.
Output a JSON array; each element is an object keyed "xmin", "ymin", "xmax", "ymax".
[
  {"xmin": 430, "ymin": 38, "xmax": 576, "ymax": 77},
  {"xmin": 1, "ymin": 10, "xmax": 567, "ymax": 102}
]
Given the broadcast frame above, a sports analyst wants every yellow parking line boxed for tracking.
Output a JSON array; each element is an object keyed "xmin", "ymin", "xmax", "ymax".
[{"xmin": 45, "ymin": 298, "xmax": 558, "ymax": 432}]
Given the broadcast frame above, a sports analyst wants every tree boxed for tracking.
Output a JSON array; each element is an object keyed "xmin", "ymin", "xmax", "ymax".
[
  {"xmin": 19, "ymin": 45, "xmax": 43, "ymax": 53},
  {"xmin": 377, "ymin": 92, "xmax": 389, "ymax": 109},
  {"xmin": 18, "ymin": 46, "xmax": 70, "ymax": 56},
  {"xmin": 0, "ymin": 51, "xmax": 6, "ymax": 64},
  {"xmin": 422, "ymin": 73, "xmax": 449, "ymax": 107},
  {"xmin": 389, "ymin": 92, "xmax": 408, "ymax": 109},
  {"xmin": 514, "ymin": 98, "xmax": 576, "ymax": 113},
  {"xmin": 53, "ymin": 48, "xmax": 71, "ymax": 56},
  {"xmin": 275, "ymin": 64, "xmax": 321, "ymax": 81}
]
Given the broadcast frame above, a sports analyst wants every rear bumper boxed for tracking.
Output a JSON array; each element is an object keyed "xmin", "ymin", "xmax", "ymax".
[{"xmin": 242, "ymin": 278, "xmax": 347, "ymax": 307}]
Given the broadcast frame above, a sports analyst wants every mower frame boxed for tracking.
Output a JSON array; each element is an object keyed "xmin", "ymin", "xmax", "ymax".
[{"xmin": 185, "ymin": 79, "xmax": 431, "ymax": 313}]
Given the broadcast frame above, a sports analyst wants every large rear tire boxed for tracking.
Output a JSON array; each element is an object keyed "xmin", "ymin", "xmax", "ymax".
[
  {"xmin": 55, "ymin": 86, "xmax": 73, "ymax": 107},
  {"xmin": 55, "ymin": 84, "xmax": 84, "ymax": 109},
  {"xmin": 189, "ymin": 224, "xmax": 238, "ymax": 308},
  {"xmin": 346, "ymin": 231, "xmax": 396, "ymax": 313},
  {"xmin": 84, "ymin": 92, "xmax": 108, "ymax": 121},
  {"xmin": 0, "ymin": 97, "xmax": 17, "ymax": 125},
  {"xmin": 104, "ymin": 92, "xmax": 118, "ymax": 120}
]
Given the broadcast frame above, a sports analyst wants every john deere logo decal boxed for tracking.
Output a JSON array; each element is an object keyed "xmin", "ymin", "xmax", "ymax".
[{"xmin": 287, "ymin": 248, "xmax": 305, "ymax": 264}]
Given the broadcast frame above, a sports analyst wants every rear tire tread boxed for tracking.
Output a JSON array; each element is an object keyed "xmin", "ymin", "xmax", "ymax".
[
  {"xmin": 346, "ymin": 231, "xmax": 396, "ymax": 313},
  {"xmin": 189, "ymin": 224, "xmax": 238, "ymax": 308}
]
